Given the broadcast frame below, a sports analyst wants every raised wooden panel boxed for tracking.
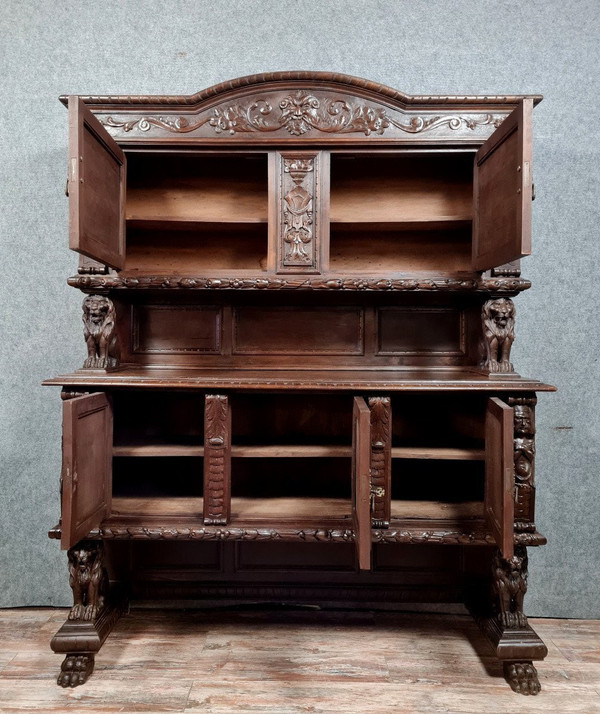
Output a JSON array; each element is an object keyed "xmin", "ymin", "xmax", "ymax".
[
  {"xmin": 377, "ymin": 308, "xmax": 465, "ymax": 356},
  {"xmin": 275, "ymin": 151, "xmax": 325, "ymax": 273},
  {"xmin": 473, "ymin": 99, "xmax": 533, "ymax": 271},
  {"xmin": 61, "ymin": 393, "xmax": 112, "ymax": 550},
  {"xmin": 484, "ymin": 397, "xmax": 515, "ymax": 559},
  {"xmin": 132, "ymin": 305, "xmax": 221, "ymax": 354},
  {"xmin": 235, "ymin": 542, "xmax": 355, "ymax": 571},
  {"xmin": 68, "ymin": 97, "xmax": 126, "ymax": 269},
  {"xmin": 233, "ymin": 307, "xmax": 363, "ymax": 355}
]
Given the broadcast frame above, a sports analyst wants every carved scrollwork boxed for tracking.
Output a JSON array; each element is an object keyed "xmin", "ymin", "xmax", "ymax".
[
  {"xmin": 493, "ymin": 545, "xmax": 529, "ymax": 629},
  {"xmin": 103, "ymin": 115, "xmax": 212, "ymax": 133},
  {"xmin": 281, "ymin": 155, "xmax": 316, "ymax": 267},
  {"xmin": 481, "ymin": 298, "xmax": 515, "ymax": 373},
  {"xmin": 82, "ymin": 295, "xmax": 119, "ymax": 369}
]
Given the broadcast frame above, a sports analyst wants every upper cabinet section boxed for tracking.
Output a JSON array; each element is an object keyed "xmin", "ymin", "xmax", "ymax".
[{"xmin": 64, "ymin": 72, "xmax": 540, "ymax": 283}]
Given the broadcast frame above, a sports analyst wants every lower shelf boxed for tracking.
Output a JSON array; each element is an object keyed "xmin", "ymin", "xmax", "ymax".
[{"xmin": 390, "ymin": 500, "xmax": 483, "ymax": 519}]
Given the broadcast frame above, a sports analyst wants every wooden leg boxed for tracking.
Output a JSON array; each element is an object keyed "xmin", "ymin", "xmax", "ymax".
[
  {"xmin": 468, "ymin": 546, "xmax": 546, "ymax": 695},
  {"xmin": 504, "ymin": 661, "xmax": 541, "ymax": 695},
  {"xmin": 51, "ymin": 540, "xmax": 126, "ymax": 687}
]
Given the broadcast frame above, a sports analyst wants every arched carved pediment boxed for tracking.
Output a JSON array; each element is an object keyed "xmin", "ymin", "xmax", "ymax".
[{"xmin": 60, "ymin": 71, "xmax": 541, "ymax": 144}]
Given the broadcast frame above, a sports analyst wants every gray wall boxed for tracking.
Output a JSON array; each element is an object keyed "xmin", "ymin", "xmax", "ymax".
[{"xmin": 1, "ymin": 0, "xmax": 598, "ymax": 617}]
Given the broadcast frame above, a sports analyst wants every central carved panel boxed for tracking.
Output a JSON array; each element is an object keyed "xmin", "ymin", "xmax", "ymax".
[{"xmin": 277, "ymin": 151, "xmax": 321, "ymax": 272}]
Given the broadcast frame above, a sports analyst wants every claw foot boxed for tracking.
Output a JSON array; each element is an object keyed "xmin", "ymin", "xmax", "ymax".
[
  {"xmin": 504, "ymin": 661, "xmax": 541, "ymax": 695},
  {"xmin": 57, "ymin": 653, "xmax": 95, "ymax": 687}
]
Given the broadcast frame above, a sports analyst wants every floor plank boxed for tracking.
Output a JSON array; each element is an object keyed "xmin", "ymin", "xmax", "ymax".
[{"xmin": 0, "ymin": 608, "xmax": 598, "ymax": 713}]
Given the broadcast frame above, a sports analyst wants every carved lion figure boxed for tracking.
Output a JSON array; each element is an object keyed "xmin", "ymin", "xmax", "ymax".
[
  {"xmin": 82, "ymin": 295, "xmax": 119, "ymax": 369},
  {"xmin": 67, "ymin": 542, "xmax": 108, "ymax": 621},
  {"xmin": 493, "ymin": 547, "xmax": 528, "ymax": 628},
  {"xmin": 482, "ymin": 298, "xmax": 515, "ymax": 373}
]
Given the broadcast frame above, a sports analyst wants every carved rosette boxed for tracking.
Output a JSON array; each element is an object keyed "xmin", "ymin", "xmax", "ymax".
[
  {"xmin": 278, "ymin": 152, "xmax": 320, "ymax": 271},
  {"xmin": 508, "ymin": 395, "xmax": 537, "ymax": 524},
  {"xmin": 481, "ymin": 298, "xmax": 515, "ymax": 374},
  {"xmin": 368, "ymin": 397, "xmax": 391, "ymax": 528},
  {"xmin": 203, "ymin": 395, "xmax": 231, "ymax": 525}
]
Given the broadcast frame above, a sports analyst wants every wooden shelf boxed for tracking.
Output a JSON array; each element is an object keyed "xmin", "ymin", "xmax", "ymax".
[
  {"xmin": 113, "ymin": 443, "xmax": 204, "ymax": 457},
  {"xmin": 391, "ymin": 447, "xmax": 485, "ymax": 460},
  {"xmin": 390, "ymin": 500, "xmax": 483, "ymax": 519}
]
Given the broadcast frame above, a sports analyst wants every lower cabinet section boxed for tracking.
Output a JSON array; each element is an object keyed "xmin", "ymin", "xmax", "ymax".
[{"xmin": 60, "ymin": 389, "xmax": 521, "ymax": 562}]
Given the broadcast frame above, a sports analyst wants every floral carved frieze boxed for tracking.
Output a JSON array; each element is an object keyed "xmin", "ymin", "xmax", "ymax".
[{"xmin": 99, "ymin": 91, "xmax": 507, "ymax": 140}]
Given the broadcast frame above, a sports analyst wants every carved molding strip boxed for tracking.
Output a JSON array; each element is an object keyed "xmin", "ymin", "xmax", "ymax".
[
  {"xmin": 203, "ymin": 395, "xmax": 231, "ymax": 526},
  {"xmin": 69, "ymin": 275, "xmax": 532, "ymax": 294},
  {"xmin": 95, "ymin": 525, "xmax": 355, "ymax": 543},
  {"xmin": 375, "ymin": 530, "xmax": 546, "ymax": 546}
]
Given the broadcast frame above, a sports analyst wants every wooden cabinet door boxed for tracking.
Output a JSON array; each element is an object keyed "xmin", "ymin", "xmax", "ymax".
[
  {"xmin": 484, "ymin": 397, "xmax": 515, "ymax": 558},
  {"xmin": 472, "ymin": 99, "xmax": 533, "ymax": 271},
  {"xmin": 68, "ymin": 97, "xmax": 126, "ymax": 269},
  {"xmin": 61, "ymin": 393, "xmax": 113, "ymax": 550},
  {"xmin": 352, "ymin": 397, "xmax": 372, "ymax": 570}
]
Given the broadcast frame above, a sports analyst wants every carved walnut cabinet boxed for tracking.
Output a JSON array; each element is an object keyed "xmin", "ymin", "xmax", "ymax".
[{"xmin": 44, "ymin": 72, "xmax": 554, "ymax": 694}]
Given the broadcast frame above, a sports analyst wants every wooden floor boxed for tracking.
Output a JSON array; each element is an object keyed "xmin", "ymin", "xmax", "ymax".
[{"xmin": 0, "ymin": 608, "xmax": 599, "ymax": 713}]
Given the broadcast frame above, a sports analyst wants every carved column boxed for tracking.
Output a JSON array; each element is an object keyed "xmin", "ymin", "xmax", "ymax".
[
  {"xmin": 203, "ymin": 394, "xmax": 231, "ymax": 525},
  {"xmin": 508, "ymin": 395, "xmax": 537, "ymax": 528},
  {"xmin": 368, "ymin": 397, "xmax": 391, "ymax": 528},
  {"xmin": 81, "ymin": 295, "xmax": 120, "ymax": 369},
  {"xmin": 276, "ymin": 151, "xmax": 323, "ymax": 273},
  {"xmin": 480, "ymin": 297, "xmax": 515, "ymax": 374}
]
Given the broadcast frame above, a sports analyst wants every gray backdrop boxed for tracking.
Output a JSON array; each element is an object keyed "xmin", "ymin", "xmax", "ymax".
[{"xmin": 1, "ymin": 0, "xmax": 598, "ymax": 617}]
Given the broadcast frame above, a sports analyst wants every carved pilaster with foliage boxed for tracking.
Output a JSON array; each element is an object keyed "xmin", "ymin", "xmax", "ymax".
[
  {"xmin": 82, "ymin": 295, "xmax": 120, "ymax": 370},
  {"xmin": 277, "ymin": 152, "xmax": 321, "ymax": 272},
  {"xmin": 508, "ymin": 395, "xmax": 537, "ymax": 525},
  {"xmin": 368, "ymin": 397, "xmax": 391, "ymax": 528},
  {"xmin": 203, "ymin": 395, "xmax": 231, "ymax": 525},
  {"xmin": 481, "ymin": 298, "xmax": 515, "ymax": 374}
]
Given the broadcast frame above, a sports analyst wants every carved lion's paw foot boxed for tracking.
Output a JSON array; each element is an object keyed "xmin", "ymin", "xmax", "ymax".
[
  {"xmin": 57, "ymin": 653, "xmax": 95, "ymax": 688},
  {"xmin": 504, "ymin": 661, "xmax": 541, "ymax": 695},
  {"xmin": 83, "ymin": 603, "xmax": 103, "ymax": 621}
]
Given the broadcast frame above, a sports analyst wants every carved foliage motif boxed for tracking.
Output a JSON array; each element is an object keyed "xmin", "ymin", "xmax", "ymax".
[
  {"xmin": 481, "ymin": 298, "xmax": 515, "ymax": 373},
  {"xmin": 493, "ymin": 545, "xmax": 528, "ymax": 629},
  {"xmin": 67, "ymin": 541, "xmax": 108, "ymax": 622},
  {"xmin": 204, "ymin": 395, "xmax": 230, "ymax": 525},
  {"xmin": 368, "ymin": 397, "xmax": 391, "ymax": 528},
  {"xmin": 101, "ymin": 92, "xmax": 505, "ymax": 139},
  {"xmin": 280, "ymin": 155, "xmax": 317, "ymax": 267},
  {"xmin": 97, "ymin": 525, "xmax": 354, "ymax": 542},
  {"xmin": 70, "ymin": 274, "xmax": 532, "ymax": 293},
  {"xmin": 509, "ymin": 396, "xmax": 537, "ymax": 522},
  {"xmin": 82, "ymin": 295, "xmax": 119, "ymax": 369}
]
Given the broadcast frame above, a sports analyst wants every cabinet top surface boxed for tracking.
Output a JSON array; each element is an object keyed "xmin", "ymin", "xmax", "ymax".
[
  {"xmin": 60, "ymin": 70, "xmax": 542, "ymax": 109},
  {"xmin": 43, "ymin": 367, "xmax": 555, "ymax": 392}
]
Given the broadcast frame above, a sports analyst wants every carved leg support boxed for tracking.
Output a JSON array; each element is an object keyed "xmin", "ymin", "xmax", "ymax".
[
  {"xmin": 57, "ymin": 653, "xmax": 95, "ymax": 688},
  {"xmin": 504, "ymin": 661, "xmax": 541, "ymax": 695},
  {"xmin": 468, "ymin": 545, "xmax": 547, "ymax": 695},
  {"xmin": 51, "ymin": 540, "xmax": 125, "ymax": 687}
]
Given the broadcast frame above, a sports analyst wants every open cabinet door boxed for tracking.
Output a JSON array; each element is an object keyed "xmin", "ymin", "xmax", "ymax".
[
  {"xmin": 484, "ymin": 397, "xmax": 514, "ymax": 559},
  {"xmin": 352, "ymin": 397, "xmax": 372, "ymax": 570},
  {"xmin": 68, "ymin": 97, "xmax": 126, "ymax": 270},
  {"xmin": 61, "ymin": 393, "xmax": 113, "ymax": 550},
  {"xmin": 472, "ymin": 99, "xmax": 533, "ymax": 271}
]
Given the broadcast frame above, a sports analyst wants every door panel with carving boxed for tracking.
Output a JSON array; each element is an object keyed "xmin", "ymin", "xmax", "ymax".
[{"xmin": 352, "ymin": 396, "xmax": 372, "ymax": 570}]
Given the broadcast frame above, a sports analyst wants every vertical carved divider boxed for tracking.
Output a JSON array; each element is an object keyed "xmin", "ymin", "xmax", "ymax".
[
  {"xmin": 368, "ymin": 397, "xmax": 391, "ymax": 528},
  {"xmin": 508, "ymin": 395, "xmax": 537, "ymax": 528},
  {"xmin": 203, "ymin": 395, "xmax": 231, "ymax": 525},
  {"xmin": 276, "ymin": 151, "xmax": 323, "ymax": 273}
]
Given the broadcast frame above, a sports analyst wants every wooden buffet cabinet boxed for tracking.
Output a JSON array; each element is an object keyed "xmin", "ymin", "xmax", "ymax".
[{"xmin": 44, "ymin": 72, "xmax": 554, "ymax": 694}]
